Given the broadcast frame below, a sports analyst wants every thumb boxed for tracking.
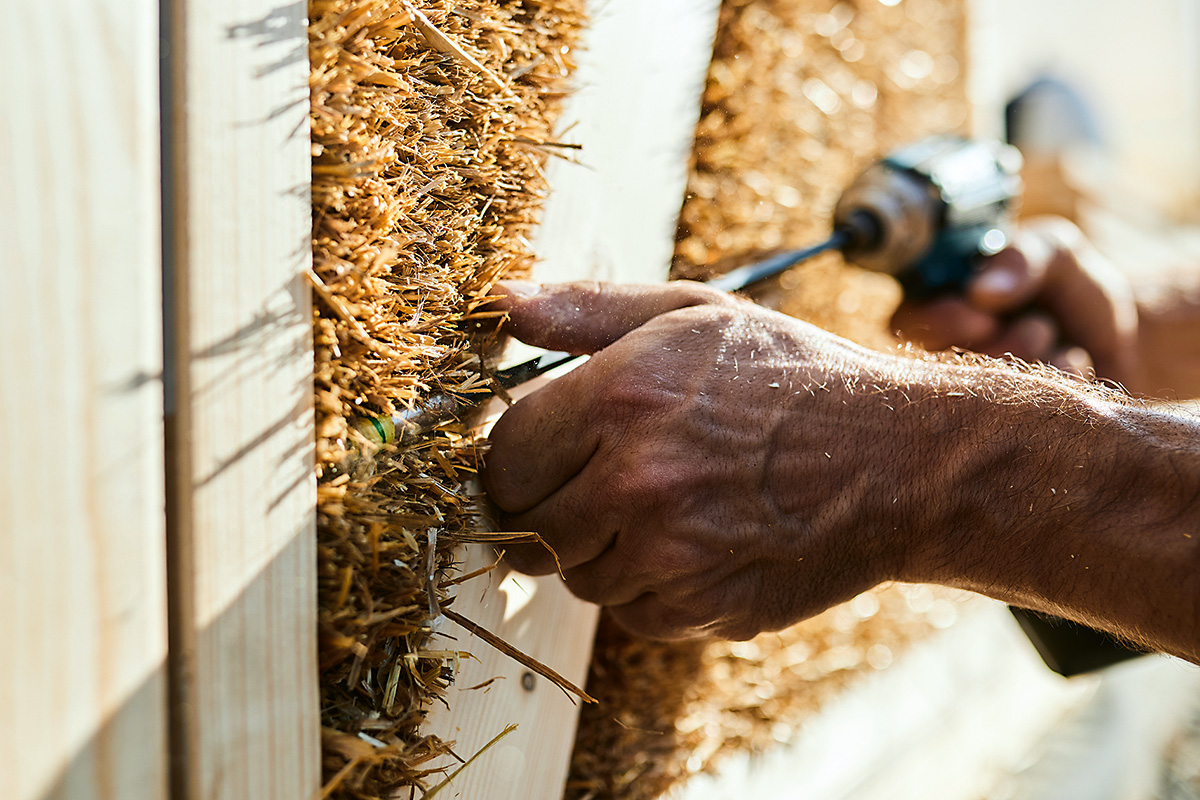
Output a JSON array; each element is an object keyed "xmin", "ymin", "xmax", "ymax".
[{"xmin": 488, "ymin": 280, "xmax": 734, "ymax": 354}]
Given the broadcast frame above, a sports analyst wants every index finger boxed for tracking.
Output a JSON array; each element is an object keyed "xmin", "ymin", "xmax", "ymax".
[{"xmin": 488, "ymin": 280, "xmax": 734, "ymax": 354}]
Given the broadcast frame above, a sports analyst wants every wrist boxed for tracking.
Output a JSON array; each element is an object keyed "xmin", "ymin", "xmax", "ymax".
[{"xmin": 903, "ymin": 364, "xmax": 1200, "ymax": 656}]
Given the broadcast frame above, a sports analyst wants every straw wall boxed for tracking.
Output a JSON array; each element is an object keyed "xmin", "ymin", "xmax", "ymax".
[{"xmin": 309, "ymin": 1, "xmax": 584, "ymax": 796}]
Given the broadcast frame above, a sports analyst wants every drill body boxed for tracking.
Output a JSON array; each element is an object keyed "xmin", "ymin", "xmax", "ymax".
[{"xmin": 834, "ymin": 136, "xmax": 1024, "ymax": 296}]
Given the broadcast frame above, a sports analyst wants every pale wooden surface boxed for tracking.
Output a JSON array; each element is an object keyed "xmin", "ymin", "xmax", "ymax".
[
  {"xmin": 423, "ymin": 1, "xmax": 723, "ymax": 797},
  {"xmin": 968, "ymin": 0, "xmax": 1200, "ymax": 216},
  {"xmin": 0, "ymin": 2, "xmax": 170, "ymax": 799},
  {"xmin": 163, "ymin": 1, "xmax": 320, "ymax": 798},
  {"xmin": 530, "ymin": 0, "xmax": 724, "ymax": 286},
  {"xmin": 675, "ymin": 604, "xmax": 1099, "ymax": 800},
  {"xmin": 430, "ymin": 536, "xmax": 603, "ymax": 800}
]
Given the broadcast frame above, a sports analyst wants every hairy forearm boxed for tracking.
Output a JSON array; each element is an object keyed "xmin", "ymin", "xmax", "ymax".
[{"xmin": 903, "ymin": 362, "xmax": 1200, "ymax": 662}]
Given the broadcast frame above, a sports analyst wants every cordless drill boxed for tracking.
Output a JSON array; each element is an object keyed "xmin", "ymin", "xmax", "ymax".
[
  {"xmin": 710, "ymin": 135, "xmax": 1023, "ymax": 296},
  {"xmin": 832, "ymin": 134, "xmax": 1024, "ymax": 295}
]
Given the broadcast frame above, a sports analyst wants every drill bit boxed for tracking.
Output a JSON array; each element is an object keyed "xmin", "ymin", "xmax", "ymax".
[{"xmin": 704, "ymin": 230, "xmax": 849, "ymax": 292}]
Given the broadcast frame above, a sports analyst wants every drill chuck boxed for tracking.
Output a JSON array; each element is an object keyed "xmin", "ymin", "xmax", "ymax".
[{"xmin": 834, "ymin": 162, "xmax": 941, "ymax": 275}]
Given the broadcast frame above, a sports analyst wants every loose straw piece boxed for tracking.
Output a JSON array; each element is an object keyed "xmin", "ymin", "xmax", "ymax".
[
  {"xmin": 400, "ymin": 0, "xmax": 507, "ymax": 91},
  {"xmin": 305, "ymin": 268, "xmax": 405, "ymax": 361},
  {"xmin": 442, "ymin": 549, "xmax": 504, "ymax": 588},
  {"xmin": 443, "ymin": 608, "xmax": 597, "ymax": 704},
  {"xmin": 422, "ymin": 723, "xmax": 519, "ymax": 799}
]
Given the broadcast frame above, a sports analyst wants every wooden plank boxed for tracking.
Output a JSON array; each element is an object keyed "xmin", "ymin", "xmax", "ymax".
[
  {"xmin": 423, "ymin": 2, "xmax": 722, "ymax": 798},
  {"xmin": 429, "ymin": 529, "xmax": 602, "ymax": 800},
  {"xmin": 162, "ymin": 1, "xmax": 319, "ymax": 798},
  {"xmin": 530, "ymin": 0, "xmax": 723, "ymax": 285},
  {"xmin": 0, "ymin": 2, "xmax": 169, "ymax": 799}
]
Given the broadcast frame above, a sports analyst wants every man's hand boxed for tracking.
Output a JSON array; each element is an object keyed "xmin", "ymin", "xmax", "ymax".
[
  {"xmin": 482, "ymin": 281, "xmax": 965, "ymax": 641},
  {"xmin": 892, "ymin": 217, "xmax": 1141, "ymax": 391},
  {"xmin": 482, "ymin": 280, "xmax": 1200, "ymax": 661}
]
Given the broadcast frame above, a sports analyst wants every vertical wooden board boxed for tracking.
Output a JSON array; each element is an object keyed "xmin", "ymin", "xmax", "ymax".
[
  {"xmin": 530, "ymin": 0, "xmax": 725, "ymax": 285},
  {"xmin": 165, "ymin": 1, "xmax": 318, "ymax": 799},
  {"xmin": 0, "ymin": 2, "xmax": 169, "ymax": 800},
  {"xmin": 430, "ymin": 540, "xmax": 603, "ymax": 799},
  {"xmin": 424, "ymin": 2, "xmax": 722, "ymax": 798}
]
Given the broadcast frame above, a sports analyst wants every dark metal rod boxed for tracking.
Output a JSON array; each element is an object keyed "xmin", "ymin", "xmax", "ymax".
[{"xmin": 703, "ymin": 230, "xmax": 848, "ymax": 293}]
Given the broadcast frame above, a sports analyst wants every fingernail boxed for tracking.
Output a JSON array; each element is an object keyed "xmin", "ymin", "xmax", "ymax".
[
  {"xmin": 973, "ymin": 267, "xmax": 1020, "ymax": 298},
  {"xmin": 493, "ymin": 279, "xmax": 540, "ymax": 299}
]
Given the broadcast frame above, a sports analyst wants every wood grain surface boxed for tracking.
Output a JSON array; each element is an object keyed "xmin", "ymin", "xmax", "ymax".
[
  {"xmin": 0, "ymin": 2, "xmax": 170, "ymax": 798},
  {"xmin": 162, "ymin": 1, "xmax": 320, "ymax": 798}
]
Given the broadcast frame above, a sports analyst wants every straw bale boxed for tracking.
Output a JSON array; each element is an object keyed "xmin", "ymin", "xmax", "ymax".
[
  {"xmin": 674, "ymin": 0, "xmax": 971, "ymax": 346},
  {"xmin": 568, "ymin": 1, "xmax": 974, "ymax": 797},
  {"xmin": 309, "ymin": 1, "xmax": 583, "ymax": 796}
]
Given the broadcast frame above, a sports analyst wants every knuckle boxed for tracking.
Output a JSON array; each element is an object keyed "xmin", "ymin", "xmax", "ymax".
[
  {"xmin": 604, "ymin": 467, "xmax": 647, "ymax": 509},
  {"xmin": 609, "ymin": 604, "xmax": 682, "ymax": 641},
  {"xmin": 639, "ymin": 533, "xmax": 708, "ymax": 580},
  {"xmin": 605, "ymin": 458, "xmax": 678, "ymax": 513},
  {"xmin": 668, "ymin": 281, "xmax": 734, "ymax": 308},
  {"xmin": 688, "ymin": 302, "xmax": 742, "ymax": 328},
  {"xmin": 650, "ymin": 301, "xmax": 741, "ymax": 335},
  {"xmin": 594, "ymin": 375, "xmax": 676, "ymax": 426}
]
